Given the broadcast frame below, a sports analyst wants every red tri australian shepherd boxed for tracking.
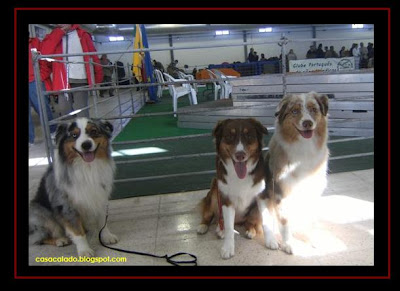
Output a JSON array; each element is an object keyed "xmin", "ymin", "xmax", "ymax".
[
  {"xmin": 258, "ymin": 91, "xmax": 329, "ymax": 255},
  {"xmin": 197, "ymin": 118, "xmax": 268, "ymax": 259}
]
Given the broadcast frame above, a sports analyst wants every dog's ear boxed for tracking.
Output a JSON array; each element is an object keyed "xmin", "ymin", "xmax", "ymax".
[
  {"xmin": 99, "ymin": 120, "xmax": 114, "ymax": 138},
  {"xmin": 213, "ymin": 119, "xmax": 228, "ymax": 138},
  {"xmin": 55, "ymin": 123, "xmax": 68, "ymax": 145},
  {"xmin": 275, "ymin": 95, "xmax": 291, "ymax": 124},
  {"xmin": 213, "ymin": 119, "xmax": 229, "ymax": 148},
  {"xmin": 249, "ymin": 118, "xmax": 268, "ymax": 136},
  {"xmin": 310, "ymin": 91, "xmax": 329, "ymax": 116}
]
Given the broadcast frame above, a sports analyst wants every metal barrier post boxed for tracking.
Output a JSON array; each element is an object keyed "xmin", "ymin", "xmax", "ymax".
[
  {"xmin": 280, "ymin": 34, "xmax": 288, "ymax": 96},
  {"xmin": 31, "ymin": 49, "xmax": 54, "ymax": 164},
  {"xmin": 114, "ymin": 63, "xmax": 123, "ymax": 128},
  {"xmin": 89, "ymin": 59, "xmax": 99, "ymax": 118}
]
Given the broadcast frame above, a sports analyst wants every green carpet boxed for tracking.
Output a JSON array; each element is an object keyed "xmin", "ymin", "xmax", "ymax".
[
  {"xmin": 111, "ymin": 133, "xmax": 374, "ymax": 199},
  {"xmin": 113, "ymin": 88, "xmax": 211, "ymax": 142}
]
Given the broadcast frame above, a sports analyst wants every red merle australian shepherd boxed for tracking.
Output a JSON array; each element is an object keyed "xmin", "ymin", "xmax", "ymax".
[{"xmin": 258, "ymin": 92, "xmax": 329, "ymax": 255}]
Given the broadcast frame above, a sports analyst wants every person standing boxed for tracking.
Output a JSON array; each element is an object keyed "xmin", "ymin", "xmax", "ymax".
[
  {"xmin": 351, "ymin": 43, "xmax": 360, "ymax": 69},
  {"xmin": 99, "ymin": 54, "xmax": 114, "ymax": 97},
  {"xmin": 287, "ymin": 49, "xmax": 297, "ymax": 61},
  {"xmin": 29, "ymin": 37, "xmax": 56, "ymax": 146},
  {"xmin": 367, "ymin": 43, "xmax": 374, "ymax": 68},
  {"xmin": 316, "ymin": 44, "xmax": 325, "ymax": 58},
  {"xmin": 306, "ymin": 45, "xmax": 317, "ymax": 59},
  {"xmin": 328, "ymin": 46, "xmax": 339, "ymax": 58},
  {"xmin": 359, "ymin": 42, "xmax": 369, "ymax": 69},
  {"xmin": 41, "ymin": 24, "xmax": 103, "ymax": 118},
  {"xmin": 248, "ymin": 48, "xmax": 257, "ymax": 62}
]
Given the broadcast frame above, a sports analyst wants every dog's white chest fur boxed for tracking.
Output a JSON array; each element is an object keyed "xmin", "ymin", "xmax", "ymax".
[
  {"xmin": 54, "ymin": 156, "xmax": 115, "ymax": 221},
  {"xmin": 275, "ymin": 134, "xmax": 328, "ymax": 202},
  {"xmin": 218, "ymin": 159, "xmax": 265, "ymax": 214}
]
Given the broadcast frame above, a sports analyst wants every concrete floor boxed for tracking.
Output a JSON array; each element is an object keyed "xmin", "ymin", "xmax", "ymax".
[{"xmin": 28, "ymin": 91, "xmax": 374, "ymax": 266}]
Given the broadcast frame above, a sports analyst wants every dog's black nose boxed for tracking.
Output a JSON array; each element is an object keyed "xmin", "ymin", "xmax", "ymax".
[
  {"xmin": 235, "ymin": 151, "xmax": 246, "ymax": 162},
  {"xmin": 81, "ymin": 140, "xmax": 93, "ymax": 151},
  {"xmin": 302, "ymin": 120, "xmax": 313, "ymax": 129}
]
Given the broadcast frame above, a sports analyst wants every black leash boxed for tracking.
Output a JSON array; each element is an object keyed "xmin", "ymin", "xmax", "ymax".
[{"xmin": 98, "ymin": 211, "xmax": 198, "ymax": 266}]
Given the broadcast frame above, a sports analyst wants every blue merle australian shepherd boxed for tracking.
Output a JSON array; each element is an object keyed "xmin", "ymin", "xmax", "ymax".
[{"xmin": 29, "ymin": 118, "xmax": 119, "ymax": 257}]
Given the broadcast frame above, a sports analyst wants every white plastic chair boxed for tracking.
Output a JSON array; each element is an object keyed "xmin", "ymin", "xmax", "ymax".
[
  {"xmin": 211, "ymin": 69, "xmax": 233, "ymax": 99},
  {"xmin": 177, "ymin": 71, "xmax": 198, "ymax": 93},
  {"xmin": 205, "ymin": 69, "xmax": 222, "ymax": 100},
  {"xmin": 153, "ymin": 69, "xmax": 169, "ymax": 99},
  {"xmin": 163, "ymin": 72, "xmax": 198, "ymax": 117}
]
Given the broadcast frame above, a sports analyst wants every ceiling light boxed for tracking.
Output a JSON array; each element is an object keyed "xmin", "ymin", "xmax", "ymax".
[
  {"xmin": 259, "ymin": 27, "xmax": 272, "ymax": 32},
  {"xmin": 215, "ymin": 30, "xmax": 229, "ymax": 35},
  {"xmin": 118, "ymin": 27, "xmax": 135, "ymax": 31},
  {"xmin": 96, "ymin": 24, "xmax": 116, "ymax": 29},
  {"xmin": 159, "ymin": 24, "xmax": 180, "ymax": 28},
  {"xmin": 352, "ymin": 24, "xmax": 364, "ymax": 29},
  {"xmin": 109, "ymin": 36, "xmax": 125, "ymax": 42}
]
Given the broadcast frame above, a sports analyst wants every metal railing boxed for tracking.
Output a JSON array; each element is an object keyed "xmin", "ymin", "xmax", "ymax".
[{"xmin": 31, "ymin": 33, "xmax": 374, "ymax": 169}]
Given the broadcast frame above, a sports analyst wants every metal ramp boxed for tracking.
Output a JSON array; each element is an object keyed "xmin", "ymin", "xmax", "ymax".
[{"xmin": 178, "ymin": 70, "xmax": 374, "ymax": 137}]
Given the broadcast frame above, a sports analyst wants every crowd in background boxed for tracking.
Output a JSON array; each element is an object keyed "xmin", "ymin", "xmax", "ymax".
[{"xmin": 305, "ymin": 42, "xmax": 374, "ymax": 68}]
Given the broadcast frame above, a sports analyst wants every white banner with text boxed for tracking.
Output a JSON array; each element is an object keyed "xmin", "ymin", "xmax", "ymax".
[{"xmin": 289, "ymin": 57, "xmax": 355, "ymax": 73}]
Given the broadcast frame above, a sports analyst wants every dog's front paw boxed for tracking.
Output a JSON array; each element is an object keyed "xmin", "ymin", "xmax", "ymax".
[
  {"xmin": 221, "ymin": 242, "xmax": 235, "ymax": 259},
  {"xmin": 197, "ymin": 224, "xmax": 209, "ymax": 234},
  {"xmin": 265, "ymin": 236, "xmax": 279, "ymax": 250},
  {"xmin": 55, "ymin": 237, "xmax": 70, "ymax": 247},
  {"xmin": 245, "ymin": 228, "xmax": 256, "ymax": 239},
  {"xmin": 101, "ymin": 232, "xmax": 119, "ymax": 245},
  {"xmin": 78, "ymin": 247, "xmax": 95, "ymax": 258},
  {"xmin": 216, "ymin": 225, "xmax": 225, "ymax": 239},
  {"xmin": 281, "ymin": 242, "xmax": 293, "ymax": 255}
]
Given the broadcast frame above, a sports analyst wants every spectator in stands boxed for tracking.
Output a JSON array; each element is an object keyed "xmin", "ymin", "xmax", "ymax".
[
  {"xmin": 340, "ymin": 46, "xmax": 351, "ymax": 57},
  {"xmin": 359, "ymin": 42, "xmax": 369, "ymax": 69},
  {"xmin": 153, "ymin": 59, "xmax": 164, "ymax": 72},
  {"xmin": 367, "ymin": 43, "xmax": 374, "ymax": 59},
  {"xmin": 259, "ymin": 53, "xmax": 267, "ymax": 61},
  {"xmin": 327, "ymin": 46, "xmax": 339, "ymax": 58},
  {"xmin": 285, "ymin": 49, "xmax": 297, "ymax": 72},
  {"xmin": 306, "ymin": 45, "xmax": 317, "ymax": 59},
  {"xmin": 192, "ymin": 67, "xmax": 198, "ymax": 77},
  {"xmin": 339, "ymin": 46, "xmax": 346, "ymax": 57},
  {"xmin": 316, "ymin": 44, "xmax": 325, "ymax": 58},
  {"xmin": 324, "ymin": 46, "xmax": 329, "ymax": 58},
  {"xmin": 167, "ymin": 59, "xmax": 184, "ymax": 78},
  {"xmin": 287, "ymin": 49, "xmax": 297, "ymax": 61},
  {"xmin": 248, "ymin": 48, "xmax": 257, "ymax": 62},
  {"xmin": 254, "ymin": 51, "xmax": 259, "ymax": 61},
  {"xmin": 339, "ymin": 46, "xmax": 345, "ymax": 57},
  {"xmin": 350, "ymin": 43, "xmax": 360, "ymax": 69},
  {"xmin": 350, "ymin": 43, "xmax": 358, "ymax": 57},
  {"xmin": 99, "ymin": 54, "xmax": 114, "ymax": 97},
  {"xmin": 367, "ymin": 43, "xmax": 374, "ymax": 68},
  {"xmin": 183, "ymin": 64, "xmax": 191, "ymax": 74}
]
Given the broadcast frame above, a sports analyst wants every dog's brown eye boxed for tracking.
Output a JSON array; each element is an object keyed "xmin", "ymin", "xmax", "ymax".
[
  {"xmin": 224, "ymin": 134, "xmax": 234, "ymax": 142},
  {"xmin": 244, "ymin": 133, "xmax": 255, "ymax": 140},
  {"xmin": 90, "ymin": 129, "xmax": 98, "ymax": 135},
  {"xmin": 71, "ymin": 133, "xmax": 78, "ymax": 139},
  {"xmin": 248, "ymin": 134, "xmax": 256, "ymax": 140}
]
